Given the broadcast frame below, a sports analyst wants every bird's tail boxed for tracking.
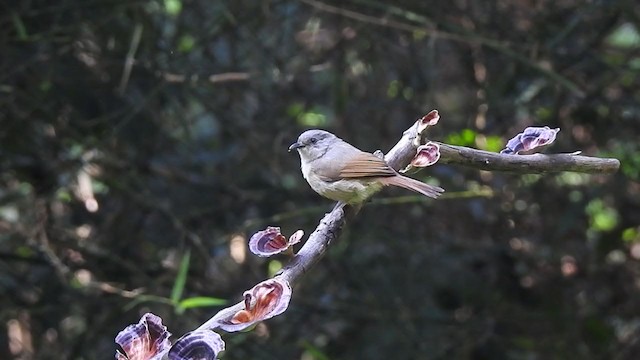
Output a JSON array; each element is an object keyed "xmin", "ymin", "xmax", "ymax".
[{"xmin": 378, "ymin": 175, "xmax": 444, "ymax": 199}]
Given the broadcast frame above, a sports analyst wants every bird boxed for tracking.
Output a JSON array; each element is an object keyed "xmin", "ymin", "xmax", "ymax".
[{"xmin": 289, "ymin": 129, "xmax": 444, "ymax": 204}]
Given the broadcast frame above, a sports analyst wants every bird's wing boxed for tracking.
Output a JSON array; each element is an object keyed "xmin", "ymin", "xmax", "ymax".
[{"xmin": 338, "ymin": 152, "xmax": 396, "ymax": 178}]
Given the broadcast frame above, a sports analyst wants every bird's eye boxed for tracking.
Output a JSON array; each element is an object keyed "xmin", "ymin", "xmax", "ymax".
[{"xmin": 310, "ymin": 138, "xmax": 318, "ymax": 144}]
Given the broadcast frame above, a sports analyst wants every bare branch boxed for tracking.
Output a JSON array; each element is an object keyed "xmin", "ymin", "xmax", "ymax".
[
  {"xmin": 280, "ymin": 204, "xmax": 358, "ymax": 283},
  {"xmin": 161, "ymin": 72, "xmax": 250, "ymax": 84},
  {"xmin": 437, "ymin": 143, "xmax": 620, "ymax": 174},
  {"xmin": 117, "ymin": 23, "xmax": 143, "ymax": 95}
]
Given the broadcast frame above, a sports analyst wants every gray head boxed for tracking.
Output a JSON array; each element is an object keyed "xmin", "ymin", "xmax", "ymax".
[{"xmin": 288, "ymin": 129, "xmax": 338, "ymax": 161}]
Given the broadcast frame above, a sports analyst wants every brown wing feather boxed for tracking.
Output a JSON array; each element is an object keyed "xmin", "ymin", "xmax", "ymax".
[{"xmin": 339, "ymin": 152, "xmax": 396, "ymax": 178}]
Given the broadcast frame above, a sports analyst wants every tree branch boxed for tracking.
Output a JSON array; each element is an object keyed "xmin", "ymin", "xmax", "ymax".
[
  {"xmin": 198, "ymin": 116, "xmax": 620, "ymax": 332},
  {"xmin": 437, "ymin": 143, "xmax": 620, "ymax": 174}
]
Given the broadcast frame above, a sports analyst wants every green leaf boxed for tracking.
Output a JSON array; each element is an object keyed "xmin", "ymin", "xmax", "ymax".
[
  {"xmin": 11, "ymin": 13, "xmax": 28, "ymax": 41},
  {"xmin": 607, "ymin": 23, "xmax": 640, "ymax": 49},
  {"xmin": 39, "ymin": 81, "xmax": 52, "ymax": 92},
  {"xmin": 164, "ymin": 0, "xmax": 182, "ymax": 16},
  {"xmin": 268, "ymin": 260, "xmax": 283, "ymax": 277},
  {"xmin": 483, "ymin": 135, "xmax": 503, "ymax": 153},
  {"xmin": 171, "ymin": 249, "xmax": 191, "ymax": 305},
  {"xmin": 16, "ymin": 246, "xmax": 35, "ymax": 258},
  {"xmin": 91, "ymin": 180, "xmax": 109, "ymax": 194},
  {"xmin": 461, "ymin": 129, "xmax": 476, "ymax": 144},
  {"xmin": 286, "ymin": 102, "xmax": 305, "ymax": 117},
  {"xmin": 446, "ymin": 129, "xmax": 476, "ymax": 147},
  {"xmin": 622, "ymin": 227, "xmax": 638, "ymax": 243},
  {"xmin": 586, "ymin": 200, "xmax": 619, "ymax": 232},
  {"xmin": 55, "ymin": 188, "xmax": 72, "ymax": 202},
  {"xmin": 512, "ymin": 336, "xmax": 535, "ymax": 350},
  {"xmin": 301, "ymin": 340, "xmax": 330, "ymax": 360},
  {"xmin": 298, "ymin": 111, "xmax": 327, "ymax": 127},
  {"xmin": 387, "ymin": 80, "xmax": 401, "ymax": 98},
  {"xmin": 178, "ymin": 296, "xmax": 227, "ymax": 310},
  {"xmin": 178, "ymin": 34, "xmax": 196, "ymax": 53}
]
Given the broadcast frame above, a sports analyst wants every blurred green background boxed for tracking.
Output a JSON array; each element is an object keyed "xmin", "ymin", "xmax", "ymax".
[{"xmin": 1, "ymin": 0, "xmax": 639, "ymax": 359}]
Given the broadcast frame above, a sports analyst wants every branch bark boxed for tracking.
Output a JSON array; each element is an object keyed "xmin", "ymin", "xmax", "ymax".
[{"xmin": 437, "ymin": 143, "xmax": 620, "ymax": 174}]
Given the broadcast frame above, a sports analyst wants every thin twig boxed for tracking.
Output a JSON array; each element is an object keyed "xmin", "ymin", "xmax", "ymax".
[
  {"xmin": 161, "ymin": 72, "xmax": 250, "ymax": 84},
  {"xmin": 241, "ymin": 189, "xmax": 494, "ymax": 228},
  {"xmin": 118, "ymin": 23, "xmax": 143, "ymax": 95},
  {"xmin": 33, "ymin": 200, "xmax": 71, "ymax": 283}
]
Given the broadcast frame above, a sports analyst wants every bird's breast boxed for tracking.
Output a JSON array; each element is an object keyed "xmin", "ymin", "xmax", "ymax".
[{"xmin": 303, "ymin": 168, "xmax": 382, "ymax": 203}]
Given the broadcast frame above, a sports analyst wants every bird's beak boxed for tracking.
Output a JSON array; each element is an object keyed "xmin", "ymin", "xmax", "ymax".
[{"xmin": 288, "ymin": 142, "xmax": 303, "ymax": 152}]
